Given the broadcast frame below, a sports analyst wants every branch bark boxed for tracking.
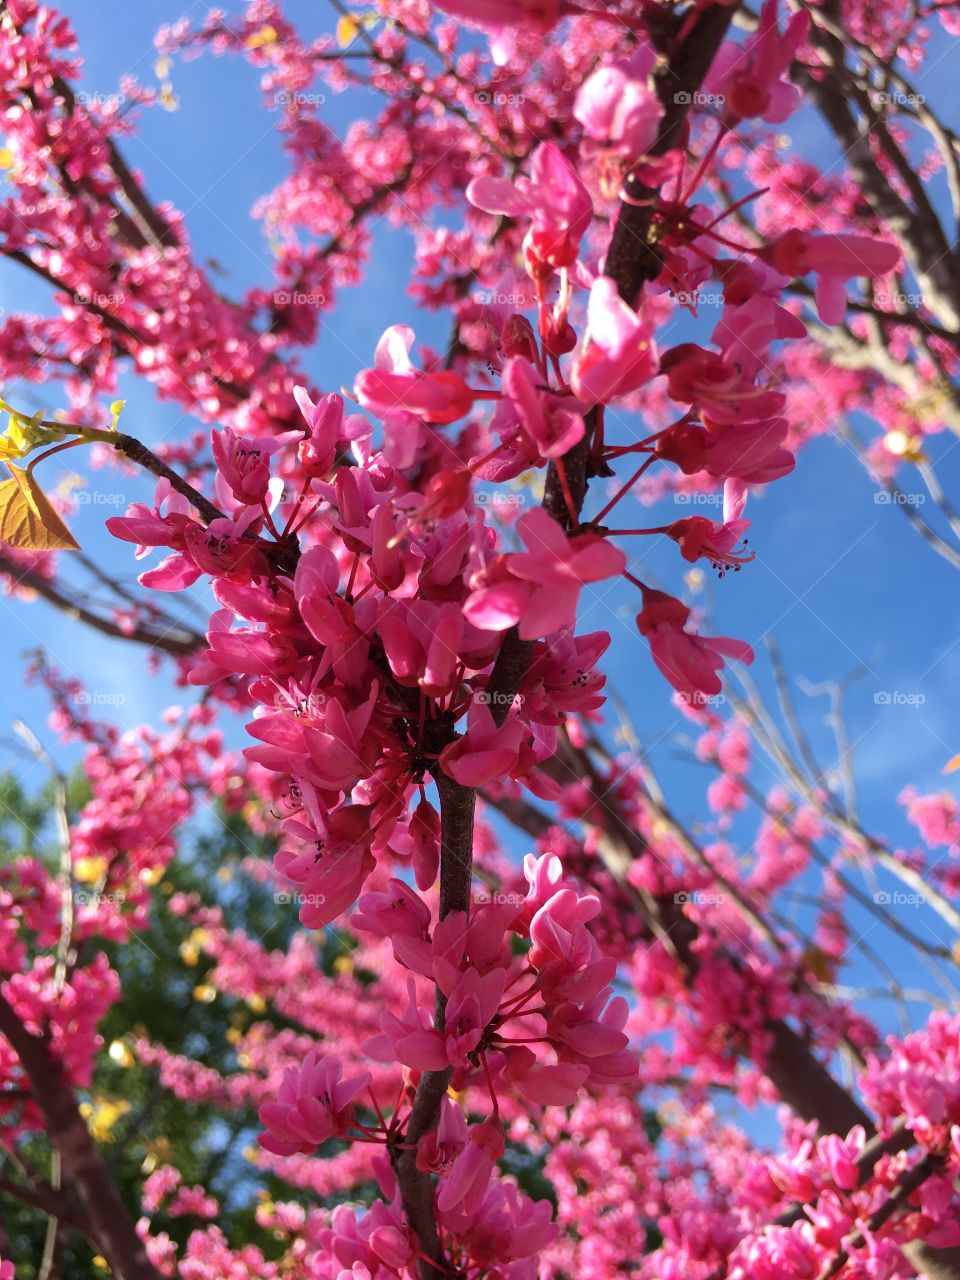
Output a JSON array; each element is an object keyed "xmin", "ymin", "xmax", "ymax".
[
  {"xmin": 0, "ymin": 991, "xmax": 163, "ymax": 1280},
  {"xmin": 0, "ymin": 548, "xmax": 203, "ymax": 656}
]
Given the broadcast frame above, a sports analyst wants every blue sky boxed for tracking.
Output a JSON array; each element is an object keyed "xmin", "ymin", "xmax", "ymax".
[{"xmin": 2, "ymin": 1, "xmax": 960, "ymax": 1059}]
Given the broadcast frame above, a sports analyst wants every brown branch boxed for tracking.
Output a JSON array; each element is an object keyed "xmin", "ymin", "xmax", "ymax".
[
  {"xmin": 818, "ymin": 1152, "xmax": 939, "ymax": 1280},
  {"xmin": 0, "ymin": 549, "xmax": 203, "ymax": 656},
  {"xmin": 0, "ymin": 1173, "xmax": 90, "ymax": 1238},
  {"xmin": 0, "ymin": 992, "xmax": 163, "ymax": 1280},
  {"xmin": 394, "ymin": 772, "xmax": 475, "ymax": 1280},
  {"xmin": 109, "ymin": 434, "xmax": 226, "ymax": 527},
  {"xmin": 795, "ymin": 0, "xmax": 960, "ymax": 329}
]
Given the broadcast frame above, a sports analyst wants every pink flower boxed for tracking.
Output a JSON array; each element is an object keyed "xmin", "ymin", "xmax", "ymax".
[
  {"xmin": 464, "ymin": 508, "xmax": 626, "ymax": 640},
  {"xmin": 437, "ymin": 1119, "xmax": 504, "ymax": 1214},
  {"xmin": 379, "ymin": 600, "xmax": 465, "ymax": 698},
  {"xmin": 418, "ymin": 1100, "xmax": 504, "ymax": 1215},
  {"xmin": 295, "ymin": 546, "xmax": 354, "ymax": 647},
  {"xmin": 661, "ymin": 343, "xmax": 785, "ymax": 424},
  {"xmin": 364, "ymin": 978, "xmax": 447, "ymax": 1071},
  {"xmin": 504, "ymin": 1050, "xmax": 590, "ymax": 1104},
  {"xmin": 501, "ymin": 356, "xmax": 586, "ymax": 460},
  {"xmin": 275, "ymin": 797, "xmax": 378, "ymax": 927},
  {"xmin": 258, "ymin": 1051, "xmax": 370, "ymax": 1156},
  {"xmin": 417, "ymin": 1095, "xmax": 467, "ymax": 1174},
  {"xmin": 636, "ymin": 587, "xmax": 754, "ymax": 698},
  {"xmin": 211, "ymin": 426, "xmax": 293, "ymax": 506},
  {"xmin": 667, "ymin": 514, "xmax": 754, "ymax": 573},
  {"xmin": 817, "ymin": 1125, "xmax": 865, "ymax": 1191},
  {"xmin": 439, "ymin": 698, "xmax": 529, "ymax": 786},
  {"xmin": 706, "ymin": 0, "xmax": 809, "ymax": 125},
  {"xmin": 433, "ymin": 0, "xmax": 566, "ymax": 32},
  {"xmin": 655, "ymin": 417, "xmax": 795, "ymax": 484},
  {"xmin": 571, "ymin": 276, "xmax": 658, "ymax": 404},
  {"xmin": 355, "ymin": 324, "xmax": 474, "ymax": 435},
  {"xmin": 666, "ymin": 487, "xmax": 755, "ymax": 574},
  {"xmin": 301, "ymin": 686, "xmax": 380, "ymax": 792},
  {"xmin": 574, "ymin": 47, "xmax": 663, "ymax": 160},
  {"xmin": 467, "ymin": 142, "xmax": 593, "ymax": 271},
  {"xmin": 293, "ymin": 387, "xmax": 359, "ymax": 478},
  {"xmin": 353, "ymin": 878, "xmax": 432, "ymax": 941},
  {"xmin": 439, "ymin": 1179, "xmax": 557, "ymax": 1263},
  {"xmin": 408, "ymin": 796, "xmax": 440, "ymax": 890},
  {"xmin": 105, "ymin": 478, "xmax": 193, "ymax": 556},
  {"xmin": 437, "ymin": 966, "xmax": 508, "ymax": 1066},
  {"xmin": 758, "ymin": 230, "xmax": 901, "ymax": 324}
]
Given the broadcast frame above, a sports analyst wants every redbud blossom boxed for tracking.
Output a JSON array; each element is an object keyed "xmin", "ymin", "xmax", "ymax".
[
  {"xmin": 636, "ymin": 587, "xmax": 754, "ymax": 698},
  {"xmin": 258, "ymin": 1051, "xmax": 371, "ymax": 1156},
  {"xmin": 467, "ymin": 142, "xmax": 593, "ymax": 270}
]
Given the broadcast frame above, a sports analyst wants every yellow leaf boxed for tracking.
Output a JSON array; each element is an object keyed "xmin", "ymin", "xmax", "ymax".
[
  {"xmin": 0, "ymin": 147, "xmax": 14, "ymax": 170},
  {"xmin": 337, "ymin": 14, "xmax": 360, "ymax": 46},
  {"xmin": 0, "ymin": 414, "xmax": 40, "ymax": 462},
  {"xmin": 945, "ymin": 754, "xmax": 960, "ymax": 775},
  {"xmin": 0, "ymin": 466, "xmax": 81, "ymax": 551}
]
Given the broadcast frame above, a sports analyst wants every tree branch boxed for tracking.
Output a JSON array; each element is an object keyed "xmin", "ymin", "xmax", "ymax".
[
  {"xmin": 393, "ymin": 7, "xmax": 744, "ymax": 1269},
  {"xmin": 0, "ymin": 991, "xmax": 163, "ymax": 1280}
]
